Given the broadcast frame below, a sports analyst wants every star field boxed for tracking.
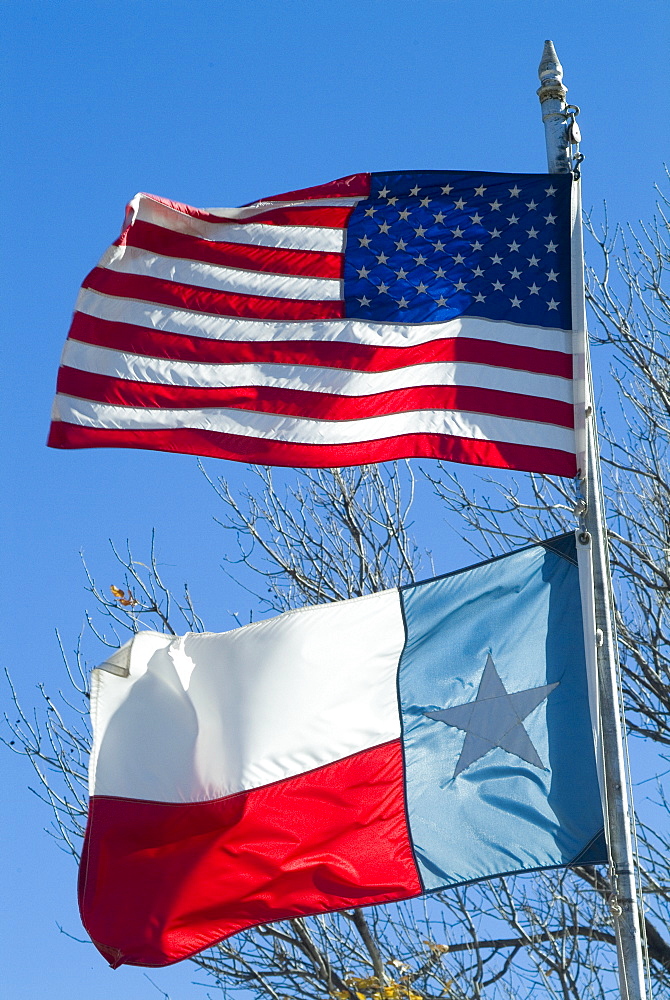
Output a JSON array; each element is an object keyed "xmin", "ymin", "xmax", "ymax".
[{"xmin": 344, "ymin": 171, "xmax": 572, "ymax": 330}]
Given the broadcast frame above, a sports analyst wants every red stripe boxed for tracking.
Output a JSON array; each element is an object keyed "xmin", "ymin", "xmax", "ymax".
[
  {"xmin": 78, "ymin": 740, "xmax": 420, "ymax": 968},
  {"xmin": 120, "ymin": 220, "xmax": 344, "ymax": 278},
  {"xmin": 254, "ymin": 173, "xmax": 371, "ymax": 203},
  {"xmin": 69, "ymin": 313, "xmax": 573, "ymax": 378},
  {"xmin": 56, "ymin": 368, "xmax": 575, "ymax": 428},
  {"xmin": 83, "ymin": 269, "xmax": 345, "ymax": 321},
  {"xmin": 49, "ymin": 423, "xmax": 578, "ymax": 476},
  {"xmin": 230, "ymin": 205, "xmax": 353, "ymax": 227}
]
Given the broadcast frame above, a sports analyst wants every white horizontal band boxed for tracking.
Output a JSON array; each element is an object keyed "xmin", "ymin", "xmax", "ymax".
[
  {"xmin": 62, "ymin": 339, "xmax": 573, "ymax": 403},
  {"xmin": 98, "ymin": 245, "xmax": 342, "ymax": 300},
  {"xmin": 203, "ymin": 197, "xmax": 363, "ymax": 219},
  {"xmin": 52, "ymin": 394, "xmax": 576, "ymax": 453},
  {"xmin": 75, "ymin": 288, "xmax": 573, "ymax": 353},
  {"xmin": 90, "ymin": 590, "xmax": 405, "ymax": 802}
]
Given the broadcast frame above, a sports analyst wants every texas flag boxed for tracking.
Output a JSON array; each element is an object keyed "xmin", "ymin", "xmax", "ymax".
[{"xmin": 80, "ymin": 534, "xmax": 606, "ymax": 968}]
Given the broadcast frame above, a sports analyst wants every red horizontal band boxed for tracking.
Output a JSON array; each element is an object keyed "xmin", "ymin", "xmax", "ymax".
[
  {"xmin": 68, "ymin": 313, "xmax": 573, "ymax": 378},
  {"xmin": 256, "ymin": 173, "xmax": 371, "ymax": 203},
  {"xmin": 229, "ymin": 204, "xmax": 353, "ymax": 227},
  {"xmin": 83, "ymin": 269, "xmax": 345, "ymax": 321},
  {"xmin": 79, "ymin": 740, "xmax": 419, "ymax": 968},
  {"xmin": 56, "ymin": 368, "xmax": 575, "ymax": 428},
  {"xmin": 119, "ymin": 220, "xmax": 344, "ymax": 278},
  {"xmin": 48, "ymin": 423, "xmax": 577, "ymax": 476}
]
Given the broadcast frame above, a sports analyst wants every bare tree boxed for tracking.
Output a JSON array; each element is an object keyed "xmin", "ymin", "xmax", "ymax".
[
  {"xmin": 5, "ymin": 191, "xmax": 670, "ymax": 996},
  {"xmin": 5, "ymin": 460, "xmax": 643, "ymax": 999}
]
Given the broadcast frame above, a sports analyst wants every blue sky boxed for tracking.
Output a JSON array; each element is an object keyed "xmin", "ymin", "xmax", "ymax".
[{"xmin": 2, "ymin": 2, "xmax": 668, "ymax": 997}]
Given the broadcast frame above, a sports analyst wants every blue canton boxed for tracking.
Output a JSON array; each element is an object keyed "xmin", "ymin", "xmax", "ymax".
[{"xmin": 344, "ymin": 171, "xmax": 572, "ymax": 330}]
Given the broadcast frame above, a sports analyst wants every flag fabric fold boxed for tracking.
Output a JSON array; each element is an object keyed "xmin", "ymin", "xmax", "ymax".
[
  {"xmin": 50, "ymin": 171, "xmax": 578, "ymax": 475},
  {"xmin": 80, "ymin": 534, "xmax": 605, "ymax": 968}
]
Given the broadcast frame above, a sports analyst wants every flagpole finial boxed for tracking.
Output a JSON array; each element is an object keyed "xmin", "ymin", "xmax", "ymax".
[
  {"xmin": 537, "ymin": 40, "xmax": 567, "ymax": 104},
  {"xmin": 537, "ymin": 40, "xmax": 571, "ymax": 174}
]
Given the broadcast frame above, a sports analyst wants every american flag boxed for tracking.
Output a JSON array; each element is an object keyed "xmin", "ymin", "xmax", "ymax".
[{"xmin": 49, "ymin": 170, "xmax": 578, "ymax": 475}]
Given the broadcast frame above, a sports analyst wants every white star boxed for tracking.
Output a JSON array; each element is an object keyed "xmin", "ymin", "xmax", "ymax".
[
  {"xmin": 415, "ymin": 225, "xmax": 427, "ymax": 237},
  {"xmin": 396, "ymin": 267, "xmax": 408, "ymax": 279},
  {"xmin": 409, "ymin": 185, "xmax": 421, "ymax": 197},
  {"xmin": 415, "ymin": 253, "xmax": 427, "ymax": 265},
  {"xmin": 474, "ymin": 292, "xmax": 486, "ymax": 303},
  {"xmin": 471, "ymin": 265, "xmax": 485, "ymax": 277},
  {"xmin": 474, "ymin": 184, "xmax": 487, "ymax": 196},
  {"xmin": 378, "ymin": 186, "xmax": 390, "ymax": 198},
  {"xmin": 364, "ymin": 207, "xmax": 376, "ymax": 217},
  {"xmin": 545, "ymin": 213, "xmax": 556, "ymax": 224},
  {"xmin": 545, "ymin": 184, "xmax": 557, "ymax": 196},
  {"xmin": 492, "ymin": 280, "xmax": 505, "ymax": 291},
  {"xmin": 526, "ymin": 199, "xmax": 538, "ymax": 210},
  {"xmin": 470, "ymin": 212, "xmax": 483, "ymax": 224},
  {"xmin": 420, "ymin": 196, "xmax": 431, "ymax": 208},
  {"xmin": 508, "ymin": 213, "xmax": 519, "ymax": 225},
  {"xmin": 398, "ymin": 208, "xmax": 411, "ymax": 220},
  {"xmin": 454, "ymin": 279, "xmax": 467, "ymax": 291},
  {"xmin": 509, "ymin": 185, "xmax": 521, "ymax": 198},
  {"xmin": 452, "ymin": 226, "xmax": 465, "ymax": 238},
  {"xmin": 546, "ymin": 269, "xmax": 559, "ymax": 282},
  {"xmin": 378, "ymin": 221, "xmax": 391, "ymax": 234},
  {"xmin": 416, "ymin": 281, "xmax": 429, "ymax": 294},
  {"xmin": 424, "ymin": 654, "xmax": 558, "ymax": 777},
  {"xmin": 509, "ymin": 267, "xmax": 522, "ymax": 279},
  {"xmin": 357, "ymin": 266, "xmax": 370, "ymax": 279},
  {"xmin": 528, "ymin": 254, "xmax": 540, "ymax": 266},
  {"xmin": 434, "ymin": 266, "xmax": 447, "ymax": 278},
  {"xmin": 359, "ymin": 235, "xmax": 371, "ymax": 247},
  {"xmin": 440, "ymin": 184, "xmax": 453, "ymax": 195},
  {"xmin": 433, "ymin": 211, "xmax": 446, "ymax": 223},
  {"xmin": 377, "ymin": 282, "xmax": 389, "ymax": 294},
  {"xmin": 489, "ymin": 199, "xmax": 502, "ymax": 211},
  {"xmin": 434, "ymin": 240, "xmax": 445, "ymax": 251},
  {"xmin": 508, "ymin": 240, "xmax": 520, "ymax": 252},
  {"xmin": 526, "ymin": 226, "xmax": 539, "ymax": 238},
  {"xmin": 454, "ymin": 197, "xmax": 467, "ymax": 210},
  {"xmin": 453, "ymin": 253, "xmax": 465, "ymax": 264},
  {"xmin": 395, "ymin": 237, "xmax": 408, "ymax": 250},
  {"xmin": 528, "ymin": 282, "xmax": 540, "ymax": 295},
  {"xmin": 398, "ymin": 296, "xmax": 409, "ymax": 308},
  {"xmin": 358, "ymin": 295, "xmax": 371, "ymax": 306},
  {"xmin": 545, "ymin": 240, "xmax": 559, "ymax": 252},
  {"xmin": 490, "ymin": 227, "xmax": 503, "ymax": 238},
  {"xmin": 510, "ymin": 295, "xmax": 522, "ymax": 307},
  {"xmin": 490, "ymin": 253, "xmax": 503, "ymax": 265},
  {"xmin": 386, "ymin": 196, "xmax": 398, "ymax": 206},
  {"xmin": 377, "ymin": 251, "xmax": 389, "ymax": 264},
  {"xmin": 436, "ymin": 295, "xmax": 449, "ymax": 307},
  {"xmin": 547, "ymin": 298, "xmax": 560, "ymax": 310},
  {"xmin": 471, "ymin": 240, "xmax": 484, "ymax": 251}
]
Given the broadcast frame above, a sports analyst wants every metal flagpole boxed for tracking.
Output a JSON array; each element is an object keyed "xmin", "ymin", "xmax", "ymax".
[{"xmin": 537, "ymin": 41, "xmax": 650, "ymax": 1000}]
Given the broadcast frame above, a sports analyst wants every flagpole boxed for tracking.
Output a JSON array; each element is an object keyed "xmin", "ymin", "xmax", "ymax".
[{"xmin": 537, "ymin": 41, "xmax": 649, "ymax": 1000}]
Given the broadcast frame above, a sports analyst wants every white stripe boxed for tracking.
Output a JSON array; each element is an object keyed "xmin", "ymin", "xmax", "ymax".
[
  {"xmin": 75, "ymin": 288, "xmax": 573, "ymax": 354},
  {"xmin": 52, "ymin": 395, "xmax": 576, "ymax": 453},
  {"xmin": 89, "ymin": 590, "xmax": 405, "ymax": 801},
  {"xmin": 203, "ymin": 197, "xmax": 363, "ymax": 219},
  {"xmin": 62, "ymin": 340, "xmax": 573, "ymax": 404},
  {"xmin": 131, "ymin": 196, "xmax": 346, "ymax": 252},
  {"xmin": 98, "ymin": 245, "xmax": 342, "ymax": 301}
]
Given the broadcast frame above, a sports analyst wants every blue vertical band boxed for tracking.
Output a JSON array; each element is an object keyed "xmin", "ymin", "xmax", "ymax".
[{"xmin": 398, "ymin": 535, "xmax": 606, "ymax": 891}]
